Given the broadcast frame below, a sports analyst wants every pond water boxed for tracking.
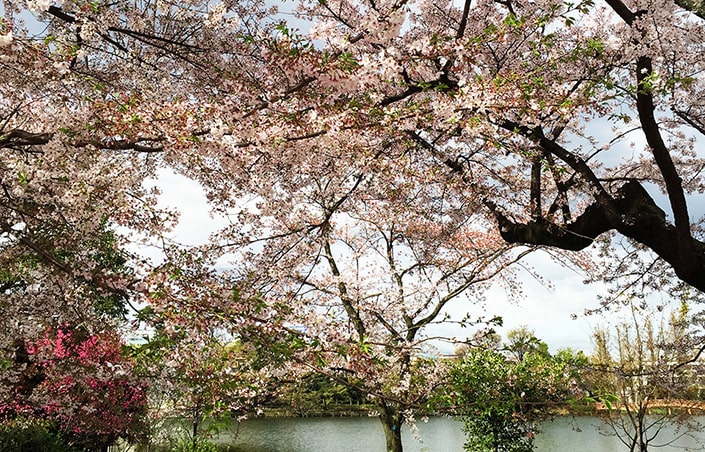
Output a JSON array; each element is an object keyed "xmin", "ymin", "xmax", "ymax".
[{"xmin": 220, "ymin": 415, "xmax": 705, "ymax": 452}]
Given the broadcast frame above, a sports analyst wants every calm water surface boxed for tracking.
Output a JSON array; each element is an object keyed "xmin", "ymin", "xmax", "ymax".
[{"xmin": 223, "ymin": 416, "xmax": 705, "ymax": 452}]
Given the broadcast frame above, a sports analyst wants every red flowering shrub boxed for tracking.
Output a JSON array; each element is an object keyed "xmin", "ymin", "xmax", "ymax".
[{"xmin": 2, "ymin": 326, "xmax": 148, "ymax": 450}]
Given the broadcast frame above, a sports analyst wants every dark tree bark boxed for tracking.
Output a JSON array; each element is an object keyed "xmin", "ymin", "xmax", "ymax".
[
  {"xmin": 492, "ymin": 176, "xmax": 705, "ymax": 292},
  {"xmin": 379, "ymin": 402, "xmax": 404, "ymax": 452}
]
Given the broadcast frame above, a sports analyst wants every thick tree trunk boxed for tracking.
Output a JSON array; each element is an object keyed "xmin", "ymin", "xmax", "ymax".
[
  {"xmin": 492, "ymin": 179, "xmax": 705, "ymax": 293},
  {"xmin": 379, "ymin": 404, "xmax": 404, "ymax": 452}
]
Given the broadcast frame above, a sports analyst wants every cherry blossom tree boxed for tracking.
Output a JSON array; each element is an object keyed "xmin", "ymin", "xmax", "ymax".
[
  {"xmin": 2, "ymin": 0, "xmax": 705, "ymax": 324},
  {"xmin": 131, "ymin": 123, "xmax": 532, "ymax": 450},
  {"xmin": 256, "ymin": 0, "xmax": 705, "ymax": 294},
  {"xmin": 75, "ymin": 0, "xmax": 703, "ymax": 296},
  {"xmin": 168, "ymin": 155, "xmax": 529, "ymax": 451}
]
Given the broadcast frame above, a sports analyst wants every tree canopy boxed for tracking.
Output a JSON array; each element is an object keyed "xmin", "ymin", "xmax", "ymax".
[
  {"xmin": 3, "ymin": 0, "xmax": 705, "ymax": 447},
  {"xmin": 2, "ymin": 0, "xmax": 705, "ymax": 297}
]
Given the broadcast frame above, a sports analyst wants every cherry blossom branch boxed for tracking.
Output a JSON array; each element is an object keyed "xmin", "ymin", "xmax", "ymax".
[
  {"xmin": 0, "ymin": 128, "xmax": 164, "ymax": 153},
  {"xmin": 46, "ymin": 6, "xmax": 204, "ymax": 54},
  {"xmin": 672, "ymin": 107, "xmax": 705, "ymax": 137},
  {"xmin": 411, "ymin": 247, "xmax": 533, "ymax": 336},
  {"xmin": 73, "ymin": 137, "xmax": 165, "ymax": 153},
  {"xmin": 456, "ymin": 0, "xmax": 474, "ymax": 39},
  {"xmin": 635, "ymin": 56, "xmax": 695, "ymax": 276},
  {"xmin": 603, "ymin": 0, "xmax": 637, "ymax": 24},
  {"xmin": 322, "ymin": 238, "xmax": 367, "ymax": 338},
  {"xmin": 0, "ymin": 129, "xmax": 52, "ymax": 148}
]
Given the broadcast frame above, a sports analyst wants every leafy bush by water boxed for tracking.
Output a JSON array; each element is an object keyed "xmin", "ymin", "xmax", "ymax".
[{"xmin": 0, "ymin": 418, "xmax": 80, "ymax": 452}]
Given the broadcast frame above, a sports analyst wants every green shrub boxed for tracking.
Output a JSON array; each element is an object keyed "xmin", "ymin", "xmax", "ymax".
[{"xmin": 0, "ymin": 418, "xmax": 79, "ymax": 452}]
